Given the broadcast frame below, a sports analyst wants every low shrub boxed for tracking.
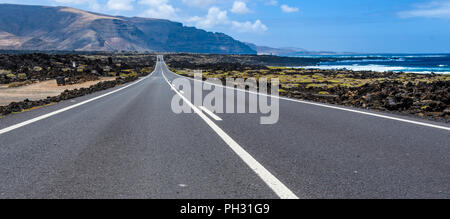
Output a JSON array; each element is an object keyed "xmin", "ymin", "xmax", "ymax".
[
  {"xmin": 8, "ymin": 80, "xmax": 32, "ymax": 88},
  {"xmin": 17, "ymin": 73, "xmax": 27, "ymax": 80}
]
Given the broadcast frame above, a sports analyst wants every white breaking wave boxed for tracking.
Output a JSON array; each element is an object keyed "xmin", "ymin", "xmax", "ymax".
[
  {"xmin": 299, "ymin": 64, "xmax": 450, "ymax": 74},
  {"xmin": 300, "ymin": 65, "xmax": 406, "ymax": 72},
  {"xmin": 334, "ymin": 58, "xmax": 404, "ymax": 63},
  {"xmin": 403, "ymin": 55, "xmax": 447, "ymax": 58}
]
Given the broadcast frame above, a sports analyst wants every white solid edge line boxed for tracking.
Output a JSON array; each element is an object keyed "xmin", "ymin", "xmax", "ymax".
[
  {"xmin": 161, "ymin": 68, "xmax": 299, "ymax": 199},
  {"xmin": 0, "ymin": 72, "xmax": 153, "ymax": 135},
  {"xmin": 164, "ymin": 64, "xmax": 450, "ymax": 131},
  {"xmin": 199, "ymin": 106, "xmax": 223, "ymax": 121}
]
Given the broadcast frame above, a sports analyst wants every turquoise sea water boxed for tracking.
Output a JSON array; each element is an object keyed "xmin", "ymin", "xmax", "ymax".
[{"xmin": 301, "ymin": 54, "xmax": 450, "ymax": 74}]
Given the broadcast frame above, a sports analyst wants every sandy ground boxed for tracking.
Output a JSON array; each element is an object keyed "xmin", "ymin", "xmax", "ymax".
[{"xmin": 0, "ymin": 77, "xmax": 115, "ymax": 106}]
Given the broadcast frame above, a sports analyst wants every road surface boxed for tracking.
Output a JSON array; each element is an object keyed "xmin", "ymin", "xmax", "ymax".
[{"xmin": 0, "ymin": 56, "xmax": 449, "ymax": 199}]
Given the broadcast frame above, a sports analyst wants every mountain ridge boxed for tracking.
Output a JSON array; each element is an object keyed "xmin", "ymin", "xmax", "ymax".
[
  {"xmin": 0, "ymin": 4, "xmax": 256, "ymax": 54},
  {"xmin": 244, "ymin": 42, "xmax": 354, "ymax": 56}
]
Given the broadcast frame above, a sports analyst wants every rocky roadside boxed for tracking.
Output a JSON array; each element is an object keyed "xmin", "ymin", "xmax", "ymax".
[
  {"xmin": 0, "ymin": 76, "xmax": 139, "ymax": 116},
  {"xmin": 0, "ymin": 53, "xmax": 156, "ymax": 85},
  {"xmin": 173, "ymin": 68, "xmax": 450, "ymax": 123},
  {"xmin": 0, "ymin": 52, "xmax": 156, "ymax": 117},
  {"xmin": 164, "ymin": 53, "xmax": 385, "ymax": 67},
  {"xmin": 282, "ymin": 80, "xmax": 450, "ymax": 122}
]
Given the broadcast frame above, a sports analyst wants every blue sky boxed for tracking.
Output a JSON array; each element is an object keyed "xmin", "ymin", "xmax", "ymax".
[{"xmin": 1, "ymin": 0, "xmax": 450, "ymax": 53}]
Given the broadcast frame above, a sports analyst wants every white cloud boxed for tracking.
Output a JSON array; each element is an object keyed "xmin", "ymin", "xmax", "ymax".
[
  {"xmin": 138, "ymin": 0, "xmax": 179, "ymax": 20},
  {"xmin": 138, "ymin": 0, "xmax": 168, "ymax": 6},
  {"xmin": 399, "ymin": 1, "xmax": 450, "ymax": 18},
  {"xmin": 107, "ymin": 0, "xmax": 134, "ymax": 11},
  {"xmin": 232, "ymin": 19, "xmax": 268, "ymax": 33},
  {"xmin": 181, "ymin": 0, "xmax": 216, "ymax": 8},
  {"xmin": 53, "ymin": 0, "xmax": 100, "ymax": 10},
  {"xmin": 141, "ymin": 4, "xmax": 178, "ymax": 20},
  {"xmin": 188, "ymin": 6, "xmax": 267, "ymax": 33},
  {"xmin": 266, "ymin": 0, "xmax": 278, "ymax": 6},
  {"xmin": 53, "ymin": 0, "xmax": 94, "ymax": 3},
  {"xmin": 50, "ymin": 0, "xmax": 269, "ymax": 32},
  {"xmin": 231, "ymin": 1, "xmax": 250, "ymax": 14},
  {"xmin": 281, "ymin": 4, "xmax": 299, "ymax": 13},
  {"xmin": 188, "ymin": 7, "xmax": 229, "ymax": 29}
]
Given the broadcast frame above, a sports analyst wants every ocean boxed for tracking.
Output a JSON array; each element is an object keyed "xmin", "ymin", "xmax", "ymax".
[{"xmin": 300, "ymin": 54, "xmax": 450, "ymax": 74}]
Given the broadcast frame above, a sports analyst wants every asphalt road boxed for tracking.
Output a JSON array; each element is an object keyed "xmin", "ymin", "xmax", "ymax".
[{"xmin": 0, "ymin": 56, "xmax": 449, "ymax": 199}]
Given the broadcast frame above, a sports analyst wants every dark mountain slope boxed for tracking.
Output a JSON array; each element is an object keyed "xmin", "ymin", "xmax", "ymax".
[{"xmin": 0, "ymin": 4, "xmax": 255, "ymax": 54}]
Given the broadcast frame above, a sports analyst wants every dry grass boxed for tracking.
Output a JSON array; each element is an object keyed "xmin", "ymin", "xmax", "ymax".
[
  {"xmin": 11, "ymin": 103, "xmax": 55, "ymax": 115},
  {"xmin": 0, "ymin": 77, "xmax": 115, "ymax": 106},
  {"xmin": 175, "ymin": 68, "xmax": 450, "ymax": 90},
  {"xmin": 8, "ymin": 80, "xmax": 33, "ymax": 88}
]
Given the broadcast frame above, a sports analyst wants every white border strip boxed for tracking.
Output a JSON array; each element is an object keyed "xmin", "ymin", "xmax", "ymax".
[
  {"xmin": 199, "ymin": 106, "xmax": 223, "ymax": 121},
  {"xmin": 162, "ymin": 67, "xmax": 299, "ymax": 199},
  {"xmin": 164, "ymin": 64, "xmax": 450, "ymax": 131},
  {"xmin": 0, "ymin": 74, "xmax": 152, "ymax": 135}
]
